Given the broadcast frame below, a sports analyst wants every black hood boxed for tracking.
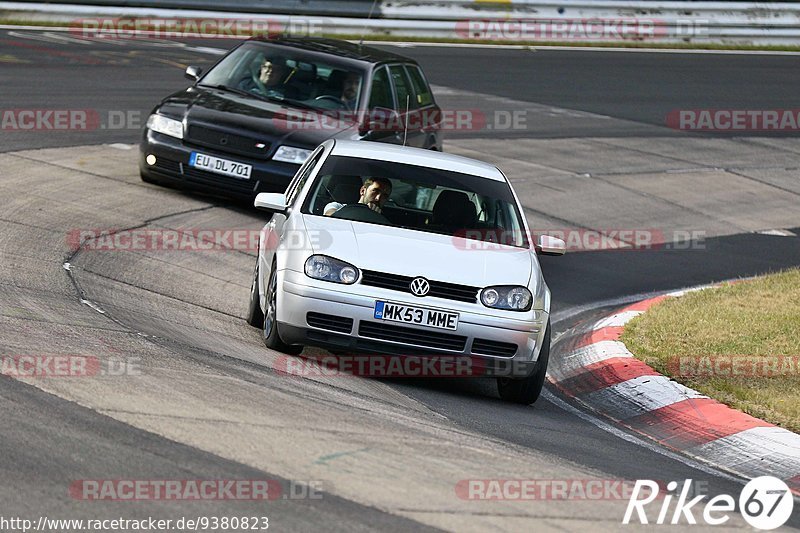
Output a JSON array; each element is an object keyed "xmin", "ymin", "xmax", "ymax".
[{"xmin": 157, "ymin": 86, "xmax": 358, "ymax": 149}]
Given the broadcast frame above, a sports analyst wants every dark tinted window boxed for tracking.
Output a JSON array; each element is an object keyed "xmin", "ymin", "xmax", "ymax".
[
  {"xmin": 405, "ymin": 65, "xmax": 433, "ymax": 107},
  {"xmin": 368, "ymin": 67, "xmax": 394, "ymax": 109},
  {"xmin": 389, "ymin": 65, "xmax": 416, "ymax": 110}
]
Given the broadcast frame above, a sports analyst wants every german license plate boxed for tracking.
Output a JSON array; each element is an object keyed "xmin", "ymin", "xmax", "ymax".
[
  {"xmin": 190, "ymin": 152, "xmax": 252, "ymax": 180},
  {"xmin": 374, "ymin": 301, "xmax": 459, "ymax": 331}
]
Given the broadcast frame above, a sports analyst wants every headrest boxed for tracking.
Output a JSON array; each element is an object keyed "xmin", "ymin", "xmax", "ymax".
[
  {"xmin": 326, "ymin": 70, "xmax": 347, "ymax": 90},
  {"xmin": 289, "ymin": 62, "xmax": 317, "ymax": 83},
  {"xmin": 328, "ymin": 175, "xmax": 364, "ymax": 201},
  {"xmin": 432, "ymin": 190, "xmax": 477, "ymax": 230}
]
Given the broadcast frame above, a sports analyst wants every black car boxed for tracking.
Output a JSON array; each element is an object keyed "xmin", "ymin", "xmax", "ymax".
[{"xmin": 139, "ymin": 37, "xmax": 443, "ymax": 199}]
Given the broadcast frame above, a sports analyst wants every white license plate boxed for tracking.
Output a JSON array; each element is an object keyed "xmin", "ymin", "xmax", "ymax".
[
  {"xmin": 190, "ymin": 152, "xmax": 252, "ymax": 180},
  {"xmin": 374, "ymin": 301, "xmax": 459, "ymax": 331}
]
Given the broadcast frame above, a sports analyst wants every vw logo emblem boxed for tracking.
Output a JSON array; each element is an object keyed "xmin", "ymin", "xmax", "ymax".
[{"xmin": 409, "ymin": 277, "xmax": 430, "ymax": 297}]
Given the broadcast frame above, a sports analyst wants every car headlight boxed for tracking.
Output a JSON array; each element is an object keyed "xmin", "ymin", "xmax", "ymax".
[
  {"xmin": 273, "ymin": 146, "xmax": 312, "ymax": 164},
  {"xmin": 146, "ymin": 114, "xmax": 183, "ymax": 139},
  {"xmin": 304, "ymin": 255, "xmax": 359, "ymax": 284},
  {"xmin": 480, "ymin": 285, "xmax": 532, "ymax": 311}
]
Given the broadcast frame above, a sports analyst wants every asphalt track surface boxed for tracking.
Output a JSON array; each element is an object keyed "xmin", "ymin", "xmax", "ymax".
[{"xmin": 2, "ymin": 30, "xmax": 800, "ymax": 531}]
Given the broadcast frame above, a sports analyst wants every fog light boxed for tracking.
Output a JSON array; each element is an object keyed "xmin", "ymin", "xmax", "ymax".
[{"xmin": 146, "ymin": 154, "xmax": 157, "ymax": 166}]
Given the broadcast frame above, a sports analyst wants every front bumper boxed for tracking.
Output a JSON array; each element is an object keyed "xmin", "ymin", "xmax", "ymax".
[
  {"xmin": 139, "ymin": 130, "xmax": 302, "ymax": 198},
  {"xmin": 276, "ymin": 269, "xmax": 549, "ymax": 378}
]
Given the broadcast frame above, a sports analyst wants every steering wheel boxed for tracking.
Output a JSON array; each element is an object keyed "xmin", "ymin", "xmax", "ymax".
[
  {"xmin": 314, "ymin": 95, "xmax": 346, "ymax": 108},
  {"xmin": 250, "ymin": 73, "xmax": 268, "ymax": 96},
  {"xmin": 331, "ymin": 203, "xmax": 390, "ymax": 224}
]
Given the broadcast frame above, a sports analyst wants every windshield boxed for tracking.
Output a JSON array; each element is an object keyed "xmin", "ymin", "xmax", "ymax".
[
  {"xmin": 301, "ymin": 156, "xmax": 529, "ymax": 248},
  {"xmin": 199, "ymin": 42, "xmax": 364, "ymax": 111}
]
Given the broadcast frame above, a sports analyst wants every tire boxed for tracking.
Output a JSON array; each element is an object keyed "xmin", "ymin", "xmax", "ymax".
[
  {"xmin": 262, "ymin": 261, "xmax": 303, "ymax": 355},
  {"xmin": 497, "ymin": 322, "xmax": 551, "ymax": 405},
  {"xmin": 246, "ymin": 260, "xmax": 265, "ymax": 327}
]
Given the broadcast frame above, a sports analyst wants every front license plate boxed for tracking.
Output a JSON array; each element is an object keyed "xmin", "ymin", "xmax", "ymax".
[
  {"xmin": 190, "ymin": 152, "xmax": 252, "ymax": 180},
  {"xmin": 374, "ymin": 301, "xmax": 459, "ymax": 331}
]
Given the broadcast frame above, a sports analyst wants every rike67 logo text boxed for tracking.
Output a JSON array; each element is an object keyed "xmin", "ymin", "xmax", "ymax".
[{"xmin": 623, "ymin": 477, "xmax": 794, "ymax": 530}]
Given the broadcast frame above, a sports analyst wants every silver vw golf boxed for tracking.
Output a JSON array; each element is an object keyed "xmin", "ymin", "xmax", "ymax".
[{"xmin": 247, "ymin": 139, "xmax": 565, "ymax": 404}]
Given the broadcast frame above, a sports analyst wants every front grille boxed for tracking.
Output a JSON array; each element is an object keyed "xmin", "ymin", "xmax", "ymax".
[
  {"xmin": 471, "ymin": 338, "xmax": 518, "ymax": 357},
  {"xmin": 152, "ymin": 158, "xmax": 181, "ymax": 174},
  {"xmin": 186, "ymin": 125, "xmax": 270, "ymax": 159},
  {"xmin": 360, "ymin": 270, "xmax": 479, "ymax": 303},
  {"xmin": 361, "ymin": 271, "xmax": 410, "ymax": 292},
  {"xmin": 358, "ymin": 321, "xmax": 467, "ymax": 352},
  {"xmin": 306, "ymin": 312, "xmax": 353, "ymax": 334},
  {"xmin": 183, "ymin": 168, "xmax": 257, "ymax": 195}
]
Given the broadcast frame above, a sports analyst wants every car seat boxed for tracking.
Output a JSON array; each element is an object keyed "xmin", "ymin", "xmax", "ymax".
[
  {"xmin": 313, "ymin": 175, "xmax": 364, "ymax": 214},
  {"xmin": 286, "ymin": 62, "xmax": 318, "ymax": 100},
  {"xmin": 430, "ymin": 190, "xmax": 478, "ymax": 232},
  {"xmin": 323, "ymin": 70, "xmax": 347, "ymax": 97}
]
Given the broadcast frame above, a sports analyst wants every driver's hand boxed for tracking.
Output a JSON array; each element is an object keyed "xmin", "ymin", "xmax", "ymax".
[{"xmin": 367, "ymin": 202, "xmax": 382, "ymax": 214}]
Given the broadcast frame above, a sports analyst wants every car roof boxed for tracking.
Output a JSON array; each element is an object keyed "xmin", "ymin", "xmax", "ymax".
[
  {"xmin": 328, "ymin": 140, "xmax": 506, "ymax": 182},
  {"xmin": 247, "ymin": 37, "xmax": 416, "ymax": 67}
]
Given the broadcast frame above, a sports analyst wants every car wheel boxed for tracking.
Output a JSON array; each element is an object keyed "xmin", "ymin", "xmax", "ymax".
[
  {"xmin": 246, "ymin": 260, "xmax": 265, "ymax": 327},
  {"xmin": 262, "ymin": 261, "xmax": 303, "ymax": 355},
  {"xmin": 497, "ymin": 322, "xmax": 551, "ymax": 405}
]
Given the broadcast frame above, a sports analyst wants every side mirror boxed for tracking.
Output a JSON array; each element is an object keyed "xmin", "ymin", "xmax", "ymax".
[
  {"xmin": 535, "ymin": 235, "xmax": 566, "ymax": 256},
  {"xmin": 359, "ymin": 106, "xmax": 402, "ymax": 136},
  {"xmin": 185, "ymin": 66, "xmax": 203, "ymax": 82},
  {"xmin": 254, "ymin": 192, "xmax": 287, "ymax": 212}
]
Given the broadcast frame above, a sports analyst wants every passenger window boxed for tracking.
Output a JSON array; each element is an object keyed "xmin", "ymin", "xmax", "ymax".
[
  {"xmin": 389, "ymin": 65, "xmax": 417, "ymax": 110},
  {"xmin": 368, "ymin": 67, "xmax": 394, "ymax": 109},
  {"xmin": 405, "ymin": 65, "xmax": 433, "ymax": 107}
]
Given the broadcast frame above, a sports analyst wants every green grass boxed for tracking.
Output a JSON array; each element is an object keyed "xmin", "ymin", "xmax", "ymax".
[{"xmin": 622, "ymin": 269, "xmax": 800, "ymax": 433}]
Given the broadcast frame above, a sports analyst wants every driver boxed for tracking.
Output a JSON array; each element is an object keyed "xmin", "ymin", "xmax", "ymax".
[
  {"xmin": 339, "ymin": 72, "xmax": 360, "ymax": 110},
  {"xmin": 325, "ymin": 177, "xmax": 392, "ymax": 216},
  {"xmin": 240, "ymin": 56, "xmax": 296, "ymax": 99}
]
